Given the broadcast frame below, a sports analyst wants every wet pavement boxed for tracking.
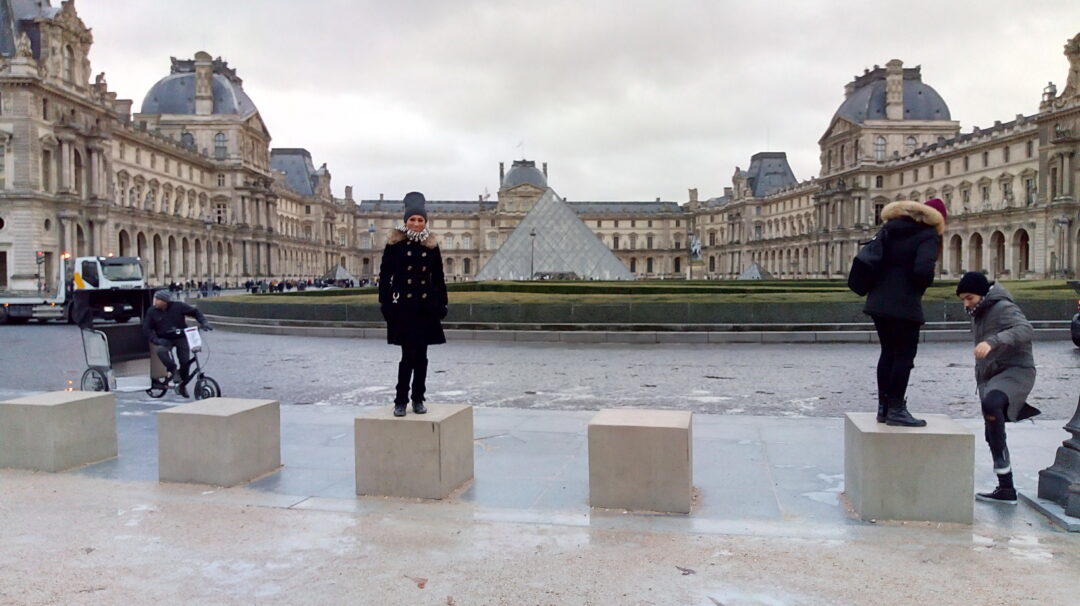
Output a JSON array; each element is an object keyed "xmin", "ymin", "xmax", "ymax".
[
  {"xmin": 2, "ymin": 324, "xmax": 1079, "ymax": 604},
  {"xmin": 1, "ymin": 323, "xmax": 1079, "ymax": 419}
]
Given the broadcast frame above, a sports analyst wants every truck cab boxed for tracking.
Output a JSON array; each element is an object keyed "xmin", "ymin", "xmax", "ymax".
[{"xmin": 71, "ymin": 256, "xmax": 145, "ymax": 322}]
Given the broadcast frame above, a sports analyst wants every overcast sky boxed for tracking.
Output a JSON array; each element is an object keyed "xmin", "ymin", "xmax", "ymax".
[{"xmin": 77, "ymin": 0, "xmax": 1080, "ymax": 203}]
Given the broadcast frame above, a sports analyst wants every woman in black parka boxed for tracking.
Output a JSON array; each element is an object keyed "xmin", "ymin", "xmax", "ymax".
[
  {"xmin": 863, "ymin": 198, "xmax": 946, "ymax": 427},
  {"xmin": 379, "ymin": 192, "xmax": 448, "ymax": 417}
]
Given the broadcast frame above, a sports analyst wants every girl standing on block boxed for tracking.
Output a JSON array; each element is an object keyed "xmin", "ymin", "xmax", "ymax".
[
  {"xmin": 863, "ymin": 198, "xmax": 946, "ymax": 427},
  {"xmin": 379, "ymin": 192, "xmax": 448, "ymax": 417}
]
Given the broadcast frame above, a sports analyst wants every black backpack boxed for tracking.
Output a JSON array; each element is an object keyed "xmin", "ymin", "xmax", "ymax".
[{"xmin": 847, "ymin": 228, "xmax": 888, "ymax": 296}]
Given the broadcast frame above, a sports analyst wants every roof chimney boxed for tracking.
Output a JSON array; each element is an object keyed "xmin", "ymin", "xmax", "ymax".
[
  {"xmin": 193, "ymin": 51, "xmax": 214, "ymax": 116},
  {"xmin": 688, "ymin": 188, "xmax": 699, "ymax": 203},
  {"xmin": 885, "ymin": 59, "xmax": 904, "ymax": 120},
  {"xmin": 499, "ymin": 162, "xmax": 504, "ymax": 184},
  {"xmin": 379, "ymin": 193, "xmax": 384, "ymax": 201},
  {"xmin": 542, "ymin": 162, "xmax": 548, "ymax": 178},
  {"xmin": 345, "ymin": 186, "xmax": 353, "ymax": 201}
]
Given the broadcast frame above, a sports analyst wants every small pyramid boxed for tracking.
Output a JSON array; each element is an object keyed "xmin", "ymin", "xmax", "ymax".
[
  {"xmin": 737, "ymin": 262, "xmax": 774, "ymax": 280},
  {"xmin": 476, "ymin": 189, "xmax": 634, "ymax": 280}
]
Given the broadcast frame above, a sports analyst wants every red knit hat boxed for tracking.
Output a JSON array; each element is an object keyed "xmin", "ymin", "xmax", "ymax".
[{"xmin": 924, "ymin": 198, "xmax": 947, "ymax": 221}]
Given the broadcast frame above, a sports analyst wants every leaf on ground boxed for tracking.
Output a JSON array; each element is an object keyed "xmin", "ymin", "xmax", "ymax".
[
  {"xmin": 709, "ymin": 598, "xmax": 725, "ymax": 606},
  {"xmin": 446, "ymin": 598, "xmax": 456, "ymax": 605},
  {"xmin": 404, "ymin": 575, "xmax": 427, "ymax": 589},
  {"xmin": 675, "ymin": 565, "xmax": 696, "ymax": 576}
]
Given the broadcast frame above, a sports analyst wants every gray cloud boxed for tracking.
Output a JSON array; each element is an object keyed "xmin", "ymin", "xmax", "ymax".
[{"xmin": 78, "ymin": 0, "xmax": 1080, "ymax": 201}]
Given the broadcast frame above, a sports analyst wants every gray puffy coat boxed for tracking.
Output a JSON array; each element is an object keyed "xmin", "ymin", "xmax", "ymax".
[{"xmin": 970, "ymin": 284, "xmax": 1037, "ymax": 422}]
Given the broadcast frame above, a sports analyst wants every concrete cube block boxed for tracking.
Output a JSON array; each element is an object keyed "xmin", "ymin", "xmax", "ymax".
[
  {"xmin": 588, "ymin": 409, "xmax": 693, "ymax": 513},
  {"xmin": 0, "ymin": 391, "xmax": 117, "ymax": 472},
  {"xmin": 844, "ymin": 412, "xmax": 974, "ymax": 524},
  {"xmin": 158, "ymin": 398, "xmax": 280, "ymax": 486},
  {"xmin": 355, "ymin": 404, "xmax": 474, "ymax": 499}
]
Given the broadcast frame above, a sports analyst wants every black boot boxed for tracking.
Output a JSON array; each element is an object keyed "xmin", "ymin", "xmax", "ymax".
[
  {"xmin": 885, "ymin": 396, "xmax": 927, "ymax": 427},
  {"xmin": 411, "ymin": 357, "xmax": 428, "ymax": 414},
  {"xmin": 876, "ymin": 393, "xmax": 888, "ymax": 423},
  {"xmin": 394, "ymin": 361, "xmax": 411, "ymax": 417},
  {"xmin": 976, "ymin": 472, "xmax": 1017, "ymax": 504}
]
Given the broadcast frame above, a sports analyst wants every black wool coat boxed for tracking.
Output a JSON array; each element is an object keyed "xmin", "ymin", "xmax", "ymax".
[
  {"xmin": 378, "ymin": 229, "xmax": 448, "ymax": 346},
  {"xmin": 862, "ymin": 201, "xmax": 944, "ymax": 325}
]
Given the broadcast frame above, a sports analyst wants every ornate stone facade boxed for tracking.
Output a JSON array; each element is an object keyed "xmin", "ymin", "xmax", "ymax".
[{"xmin": 1, "ymin": 2, "xmax": 1077, "ymax": 289}]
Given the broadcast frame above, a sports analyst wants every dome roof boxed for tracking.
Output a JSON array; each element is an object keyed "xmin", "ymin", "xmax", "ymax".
[
  {"xmin": 833, "ymin": 65, "xmax": 950, "ymax": 124},
  {"xmin": 502, "ymin": 160, "xmax": 547, "ymax": 189},
  {"xmin": 140, "ymin": 56, "xmax": 258, "ymax": 117}
]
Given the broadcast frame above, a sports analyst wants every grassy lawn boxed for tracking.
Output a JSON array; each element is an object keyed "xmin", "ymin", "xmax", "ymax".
[{"xmin": 217, "ymin": 280, "xmax": 1078, "ymax": 305}]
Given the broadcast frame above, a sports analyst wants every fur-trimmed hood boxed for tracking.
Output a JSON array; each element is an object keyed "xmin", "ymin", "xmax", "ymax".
[
  {"xmin": 387, "ymin": 228, "xmax": 439, "ymax": 248},
  {"xmin": 880, "ymin": 200, "xmax": 945, "ymax": 235}
]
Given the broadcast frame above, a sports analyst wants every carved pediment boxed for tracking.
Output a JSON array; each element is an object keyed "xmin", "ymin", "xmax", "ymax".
[
  {"xmin": 818, "ymin": 116, "xmax": 860, "ymax": 144},
  {"xmin": 246, "ymin": 112, "xmax": 271, "ymax": 138},
  {"xmin": 54, "ymin": 1, "xmax": 93, "ymax": 43}
]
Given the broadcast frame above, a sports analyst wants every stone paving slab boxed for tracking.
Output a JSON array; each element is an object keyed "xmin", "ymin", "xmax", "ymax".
[{"xmin": 41, "ymin": 398, "xmax": 1069, "ymax": 538}]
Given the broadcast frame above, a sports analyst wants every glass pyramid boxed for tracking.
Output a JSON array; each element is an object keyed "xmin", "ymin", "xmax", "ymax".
[
  {"xmin": 476, "ymin": 189, "xmax": 634, "ymax": 281},
  {"xmin": 737, "ymin": 262, "xmax": 774, "ymax": 280}
]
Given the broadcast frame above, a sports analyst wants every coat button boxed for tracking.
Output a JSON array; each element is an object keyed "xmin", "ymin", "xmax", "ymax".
[
  {"xmin": 422, "ymin": 293, "xmax": 427, "ymax": 298},
  {"xmin": 421, "ymin": 266, "xmax": 427, "ymax": 271},
  {"xmin": 422, "ymin": 252, "xmax": 427, "ymax": 257},
  {"xmin": 407, "ymin": 279, "xmax": 412, "ymax": 284},
  {"xmin": 421, "ymin": 280, "xmax": 426, "ymax": 285},
  {"xmin": 407, "ymin": 266, "xmax": 412, "ymax": 271},
  {"xmin": 407, "ymin": 293, "xmax": 413, "ymax": 298},
  {"xmin": 407, "ymin": 251, "xmax": 412, "ymax": 256}
]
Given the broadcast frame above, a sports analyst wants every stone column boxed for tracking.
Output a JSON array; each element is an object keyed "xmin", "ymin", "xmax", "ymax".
[{"xmin": 1066, "ymin": 152, "xmax": 1074, "ymax": 197}]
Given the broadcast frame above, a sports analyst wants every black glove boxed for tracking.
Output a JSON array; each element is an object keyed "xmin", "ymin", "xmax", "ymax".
[
  {"xmin": 440, "ymin": 305, "xmax": 448, "ymax": 320},
  {"xmin": 200, "ymin": 324, "xmax": 214, "ymax": 331}
]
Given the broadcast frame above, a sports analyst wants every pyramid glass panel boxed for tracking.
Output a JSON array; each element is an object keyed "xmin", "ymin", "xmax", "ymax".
[{"xmin": 476, "ymin": 190, "xmax": 634, "ymax": 281}]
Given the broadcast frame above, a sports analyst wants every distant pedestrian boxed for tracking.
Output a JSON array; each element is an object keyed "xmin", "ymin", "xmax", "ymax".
[
  {"xmin": 863, "ymin": 198, "xmax": 946, "ymax": 426},
  {"xmin": 379, "ymin": 192, "xmax": 448, "ymax": 417},
  {"xmin": 956, "ymin": 272, "xmax": 1041, "ymax": 504}
]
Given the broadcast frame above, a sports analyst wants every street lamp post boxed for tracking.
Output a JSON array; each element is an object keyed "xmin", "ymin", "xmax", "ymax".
[
  {"xmin": 529, "ymin": 228, "xmax": 536, "ymax": 280},
  {"xmin": 203, "ymin": 216, "xmax": 214, "ymax": 296},
  {"xmin": 368, "ymin": 223, "xmax": 376, "ymax": 282}
]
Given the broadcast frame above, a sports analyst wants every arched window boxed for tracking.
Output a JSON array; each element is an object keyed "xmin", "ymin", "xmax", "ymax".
[
  {"xmin": 214, "ymin": 133, "xmax": 227, "ymax": 159},
  {"xmin": 181, "ymin": 132, "xmax": 195, "ymax": 148},
  {"xmin": 874, "ymin": 136, "xmax": 886, "ymax": 161},
  {"xmin": 905, "ymin": 136, "xmax": 917, "ymax": 155},
  {"xmin": 63, "ymin": 46, "xmax": 75, "ymax": 83},
  {"xmin": 463, "ymin": 258, "xmax": 471, "ymax": 275}
]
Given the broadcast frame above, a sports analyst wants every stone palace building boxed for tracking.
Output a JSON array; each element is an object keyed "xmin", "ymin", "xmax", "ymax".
[{"xmin": 1, "ymin": 1, "xmax": 1078, "ymax": 289}]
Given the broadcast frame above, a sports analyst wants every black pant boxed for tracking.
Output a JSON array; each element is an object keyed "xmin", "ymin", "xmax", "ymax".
[
  {"xmin": 871, "ymin": 316, "xmax": 921, "ymax": 402},
  {"xmin": 155, "ymin": 336, "xmax": 191, "ymax": 381},
  {"xmin": 395, "ymin": 344, "xmax": 428, "ymax": 405},
  {"xmin": 982, "ymin": 389, "xmax": 1011, "ymax": 475}
]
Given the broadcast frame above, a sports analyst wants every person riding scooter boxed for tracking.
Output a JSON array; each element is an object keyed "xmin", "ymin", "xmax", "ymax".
[{"xmin": 142, "ymin": 290, "xmax": 213, "ymax": 397}]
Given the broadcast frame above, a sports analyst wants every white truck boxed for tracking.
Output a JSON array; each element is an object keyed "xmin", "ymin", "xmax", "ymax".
[{"xmin": 0, "ymin": 255, "xmax": 145, "ymax": 324}]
